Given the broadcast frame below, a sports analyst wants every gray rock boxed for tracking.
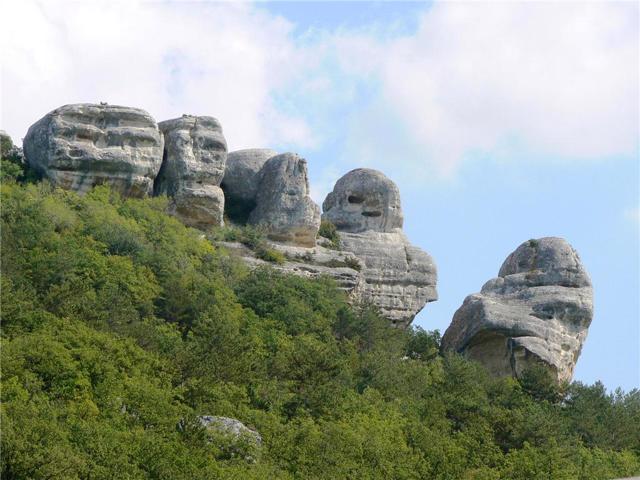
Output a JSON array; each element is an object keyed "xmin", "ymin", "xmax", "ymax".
[
  {"xmin": 197, "ymin": 415, "xmax": 262, "ymax": 462},
  {"xmin": 249, "ymin": 153, "xmax": 320, "ymax": 247},
  {"xmin": 23, "ymin": 103, "xmax": 163, "ymax": 197},
  {"xmin": 339, "ymin": 231, "xmax": 438, "ymax": 327},
  {"xmin": 323, "ymin": 168, "xmax": 403, "ymax": 233},
  {"xmin": 441, "ymin": 237, "xmax": 593, "ymax": 383},
  {"xmin": 222, "ymin": 148, "xmax": 277, "ymax": 222},
  {"xmin": 217, "ymin": 240, "xmax": 364, "ymax": 295},
  {"xmin": 321, "ymin": 169, "xmax": 437, "ymax": 327},
  {"xmin": 156, "ymin": 115, "xmax": 227, "ymax": 228}
]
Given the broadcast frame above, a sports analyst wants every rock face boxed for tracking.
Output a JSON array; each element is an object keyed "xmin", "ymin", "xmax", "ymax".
[
  {"xmin": 441, "ymin": 237, "xmax": 593, "ymax": 383},
  {"xmin": 323, "ymin": 168, "xmax": 403, "ymax": 233},
  {"xmin": 23, "ymin": 104, "xmax": 163, "ymax": 197},
  {"xmin": 322, "ymin": 169, "xmax": 437, "ymax": 327},
  {"xmin": 248, "ymin": 153, "xmax": 320, "ymax": 247},
  {"xmin": 222, "ymin": 148, "xmax": 277, "ymax": 222},
  {"xmin": 155, "ymin": 115, "xmax": 227, "ymax": 228},
  {"xmin": 218, "ymin": 240, "xmax": 364, "ymax": 295}
]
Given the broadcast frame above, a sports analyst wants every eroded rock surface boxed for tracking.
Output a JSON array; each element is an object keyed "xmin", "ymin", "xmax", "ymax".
[
  {"xmin": 441, "ymin": 237, "xmax": 593, "ymax": 383},
  {"xmin": 155, "ymin": 115, "xmax": 227, "ymax": 228},
  {"xmin": 23, "ymin": 104, "xmax": 163, "ymax": 197},
  {"xmin": 322, "ymin": 169, "xmax": 437, "ymax": 327},
  {"xmin": 217, "ymin": 240, "xmax": 364, "ymax": 295},
  {"xmin": 222, "ymin": 148, "xmax": 277, "ymax": 222},
  {"xmin": 323, "ymin": 168, "xmax": 403, "ymax": 233},
  {"xmin": 249, "ymin": 153, "xmax": 320, "ymax": 247},
  {"xmin": 197, "ymin": 415, "xmax": 262, "ymax": 462}
]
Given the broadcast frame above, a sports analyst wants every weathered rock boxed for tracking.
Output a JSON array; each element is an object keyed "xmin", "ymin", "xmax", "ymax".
[
  {"xmin": 23, "ymin": 103, "xmax": 163, "ymax": 197},
  {"xmin": 441, "ymin": 237, "xmax": 593, "ymax": 383},
  {"xmin": 217, "ymin": 240, "xmax": 364, "ymax": 295},
  {"xmin": 222, "ymin": 148, "xmax": 277, "ymax": 222},
  {"xmin": 197, "ymin": 415, "xmax": 262, "ymax": 462},
  {"xmin": 155, "ymin": 115, "xmax": 227, "ymax": 228},
  {"xmin": 323, "ymin": 168, "xmax": 403, "ymax": 233},
  {"xmin": 339, "ymin": 231, "xmax": 437, "ymax": 327},
  {"xmin": 322, "ymin": 169, "xmax": 437, "ymax": 327},
  {"xmin": 249, "ymin": 153, "xmax": 320, "ymax": 247}
]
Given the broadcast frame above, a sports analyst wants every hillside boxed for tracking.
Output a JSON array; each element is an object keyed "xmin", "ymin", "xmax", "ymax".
[{"xmin": 1, "ymin": 167, "xmax": 640, "ymax": 479}]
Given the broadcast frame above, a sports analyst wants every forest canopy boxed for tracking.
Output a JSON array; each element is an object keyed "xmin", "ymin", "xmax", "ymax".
[{"xmin": 1, "ymin": 167, "xmax": 639, "ymax": 479}]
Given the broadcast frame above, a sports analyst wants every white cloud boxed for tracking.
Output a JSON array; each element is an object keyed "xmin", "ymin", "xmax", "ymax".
[
  {"xmin": 0, "ymin": 0, "xmax": 315, "ymax": 150},
  {"xmin": 331, "ymin": 1, "xmax": 639, "ymax": 179},
  {"xmin": 624, "ymin": 206, "xmax": 640, "ymax": 224},
  {"xmin": 1, "ymin": 0, "xmax": 637, "ymax": 190}
]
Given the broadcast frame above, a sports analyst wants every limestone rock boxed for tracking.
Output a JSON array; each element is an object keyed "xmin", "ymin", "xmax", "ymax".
[
  {"xmin": 156, "ymin": 115, "xmax": 227, "ymax": 228},
  {"xmin": 197, "ymin": 415, "xmax": 262, "ymax": 462},
  {"xmin": 441, "ymin": 237, "xmax": 593, "ymax": 383},
  {"xmin": 222, "ymin": 148, "xmax": 277, "ymax": 222},
  {"xmin": 323, "ymin": 168, "xmax": 403, "ymax": 233},
  {"xmin": 23, "ymin": 104, "xmax": 163, "ymax": 197},
  {"xmin": 339, "ymin": 231, "xmax": 437, "ymax": 327},
  {"xmin": 322, "ymin": 169, "xmax": 437, "ymax": 327},
  {"xmin": 249, "ymin": 153, "xmax": 320, "ymax": 247},
  {"xmin": 217, "ymin": 240, "xmax": 364, "ymax": 295}
]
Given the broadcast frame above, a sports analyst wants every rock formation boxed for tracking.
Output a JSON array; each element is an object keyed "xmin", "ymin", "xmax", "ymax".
[
  {"xmin": 248, "ymin": 153, "xmax": 320, "ymax": 247},
  {"xmin": 155, "ymin": 115, "xmax": 227, "ymax": 228},
  {"xmin": 323, "ymin": 167, "xmax": 403, "ymax": 233},
  {"xmin": 196, "ymin": 416, "xmax": 262, "ymax": 462},
  {"xmin": 222, "ymin": 148, "xmax": 277, "ymax": 222},
  {"xmin": 441, "ymin": 237, "xmax": 593, "ymax": 383},
  {"xmin": 322, "ymin": 169, "xmax": 437, "ymax": 327},
  {"xmin": 23, "ymin": 104, "xmax": 163, "ymax": 197}
]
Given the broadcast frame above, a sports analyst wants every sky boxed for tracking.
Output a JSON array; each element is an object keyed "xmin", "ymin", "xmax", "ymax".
[{"xmin": 1, "ymin": 0, "xmax": 638, "ymax": 391}]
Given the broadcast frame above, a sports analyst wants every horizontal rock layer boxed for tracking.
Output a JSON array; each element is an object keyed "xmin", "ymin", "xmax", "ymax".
[{"xmin": 23, "ymin": 104, "xmax": 163, "ymax": 197}]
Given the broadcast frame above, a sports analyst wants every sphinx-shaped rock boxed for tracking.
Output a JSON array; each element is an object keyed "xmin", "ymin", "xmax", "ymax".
[
  {"xmin": 23, "ymin": 104, "xmax": 163, "ymax": 197},
  {"xmin": 322, "ymin": 169, "xmax": 437, "ymax": 327},
  {"xmin": 155, "ymin": 115, "xmax": 227, "ymax": 228},
  {"xmin": 441, "ymin": 237, "xmax": 593, "ymax": 383},
  {"xmin": 248, "ymin": 153, "xmax": 320, "ymax": 247}
]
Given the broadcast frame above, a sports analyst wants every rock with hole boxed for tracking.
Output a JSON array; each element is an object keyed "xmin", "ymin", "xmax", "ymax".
[{"xmin": 322, "ymin": 168, "xmax": 437, "ymax": 326}]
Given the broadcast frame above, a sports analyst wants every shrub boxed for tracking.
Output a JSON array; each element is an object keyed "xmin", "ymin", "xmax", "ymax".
[{"xmin": 318, "ymin": 220, "xmax": 341, "ymax": 250}]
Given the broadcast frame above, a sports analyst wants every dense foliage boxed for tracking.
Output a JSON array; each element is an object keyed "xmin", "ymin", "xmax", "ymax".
[{"xmin": 1, "ymin": 176, "xmax": 639, "ymax": 479}]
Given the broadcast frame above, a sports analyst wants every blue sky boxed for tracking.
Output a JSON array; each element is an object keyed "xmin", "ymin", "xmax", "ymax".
[{"xmin": 1, "ymin": 1, "xmax": 638, "ymax": 390}]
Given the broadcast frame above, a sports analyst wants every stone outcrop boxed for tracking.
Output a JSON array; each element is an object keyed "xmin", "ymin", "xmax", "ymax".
[
  {"xmin": 248, "ymin": 153, "xmax": 320, "ymax": 247},
  {"xmin": 197, "ymin": 416, "xmax": 262, "ymax": 462},
  {"xmin": 23, "ymin": 103, "xmax": 163, "ymax": 197},
  {"xmin": 155, "ymin": 115, "xmax": 227, "ymax": 228},
  {"xmin": 441, "ymin": 237, "xmax": 593, "ymax": 383},
  {"xmin": 322, "ymin": 169, "xmax": 437, "ymax": 327},
  {"xmin": 217, "ymin": 240, "xmax": 364, "ymax": 295},
  {"xmin": 323, "ymin": 168, "xmax": 403, "ymax": 233},
  {"xmin": 222, "ymin": 148, "xmax": 277, "ymax": 222}
]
